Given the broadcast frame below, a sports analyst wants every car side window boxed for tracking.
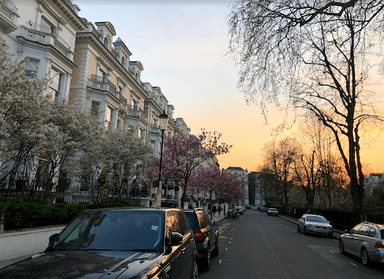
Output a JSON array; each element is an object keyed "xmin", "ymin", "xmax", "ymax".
[
  {"xmin": 350, "ymin": 224, "xmax": 363, "ymax": 234},
  {"xmin": 360, "ymin": 225, "xmax": 371, "ymax": 235},
  {"xmin": 166, "ymin": 211, "xmax": 181, "ymax": 236},
  {"xmin": 197, "ymin": 212, "xmax": 208, "ymax": 228},
  {"xmin": 176, "ymin": 211, "xmax": 188, "ymax": 235},
  {"xmin": 368, "ymin": 227, "xmax": 376, "ymax": 237},
  {"xmin": 203, "ymin": 213, "xmax": 211, "ymax": 227}
]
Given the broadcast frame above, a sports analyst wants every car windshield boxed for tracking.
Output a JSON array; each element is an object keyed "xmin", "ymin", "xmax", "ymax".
[
  {"xmin": 269, "ymin": 209, "xmax": 277, "ymax": 212},
  {"xmin": 306, "ymin": 216, "xmax": 328, "ymax": 223},
  {"xmin": 49, "ymin": 210, "xmax": 164, "ymax": 252}
]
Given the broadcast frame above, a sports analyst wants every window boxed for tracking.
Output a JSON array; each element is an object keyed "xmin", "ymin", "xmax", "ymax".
[
  {"xmin": 91, "ymin": 101, "xmax": 100, "ymax": 117},
  {"xmin": 106, "ymin": 106, "xmax": 112, "ymax": 129},
  {"xmin": 116, "ymin": 120, "xmax": 121, "ymax": 130},
  {"xmin": 25, "ymin": 58, "xmax": 39, "ymax": 78},
  {"xmin": 131, "ymin": 99, "xmax": 138, "ymax": 110},
  {"xmin": 41, "ymin": 17, "xmax": 55, "ymax": 34},
  {"xmin": 103, "ymin": 37, "xmax": 109, "ymax": 49},
  {"xmin": 49, "ymin": 68, "xmax": 62, "ymax": 100},
  {"xmin": 100, "ymin": 69, "xmax": 107, "ymax": 82}
]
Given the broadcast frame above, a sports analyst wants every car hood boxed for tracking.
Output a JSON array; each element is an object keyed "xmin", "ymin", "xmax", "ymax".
[
  {"xmin": 0, "ymin": 250, "xmax": 162, "ymax": 279},
  {"xmin": 306, "ymin": 221, "xmax": 332, "ymax": 227}
]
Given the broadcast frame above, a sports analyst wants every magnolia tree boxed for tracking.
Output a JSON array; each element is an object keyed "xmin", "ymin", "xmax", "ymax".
[
  {"xmin": 67, "ymin": 129, "xmax": 153, "ymax": 203},
  {"xmin": 215, "ymin": 171, "xmax": 244, "ymax": 204},
  {"xmin": 0, "ymin": 37, "xmax": 102, "ymax": 202},
  {"xmin": 188, "ymin": 168, "xmax": 244, "ymax": 218},
  {"xmin": 189, "ymin": 168, "xmax": 221, "ymax": 218},
  {"xmin": 146, "ymin": 129, "xmax": 232, "ymax": 209}
]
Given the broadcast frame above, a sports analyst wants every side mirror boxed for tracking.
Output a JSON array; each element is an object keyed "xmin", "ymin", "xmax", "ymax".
[
  {"xmin": 170, "ymin": 232, "xmax": 183, "ymax": 246},
  {"xmin": 49, "ymin": 233, "xmax": 60, "ymax": 244}
]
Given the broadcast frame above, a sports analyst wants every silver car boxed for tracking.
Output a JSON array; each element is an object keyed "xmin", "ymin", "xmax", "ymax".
[
  {"xmin": 297, "ymin": 214, "xmax": 333, "ymax": 237},
  {"xmin": 339, "ymin": 221, "xmax": 384, "ymax": 266}
]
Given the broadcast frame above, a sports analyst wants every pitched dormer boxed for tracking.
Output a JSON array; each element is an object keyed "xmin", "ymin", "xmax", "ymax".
[
  {"xmin": 129, "ymin": 61, "xmax": 144, "ymax": 83},
  {"xmin": 113, "ymin": 37, "xmax": 132, "ymax": 71},
  {"xmin": 95, "ymin": 21, "xmax": 116, "ymax": 51}
]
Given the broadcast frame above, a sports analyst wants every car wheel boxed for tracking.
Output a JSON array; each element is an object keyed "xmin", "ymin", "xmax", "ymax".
[
  {"xmin": 297, "ymin": 224, "xmax": 301, "ymax": 232},
  {"xmin": 361, "ymin": 247, "xmax": 370, "ymax": 266},
  {"xmin": 212, "ymin": 239, "xmax": 219, "ymax": 257},
  {"xmin": 190, "ymin": 258, "xmax": 198, "ymax": 279},
  {"xmin": 338, "ymin": 239, "xmax": 345, "ymax": 254},
  {"xmin": 201, "ymin": 246, "xmax": 211, "ymax": 271}
]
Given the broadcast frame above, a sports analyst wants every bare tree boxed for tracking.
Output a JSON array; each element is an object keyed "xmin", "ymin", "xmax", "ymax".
[
  {"xmin": 228, "ymin": 0, "xmax": 384, "ymax": 211},
  {"xmin": 262, "ymin": 137, "xmax": 301, "ymax": 207}
]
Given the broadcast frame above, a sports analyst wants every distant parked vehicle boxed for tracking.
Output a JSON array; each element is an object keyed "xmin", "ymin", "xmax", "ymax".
[
  {"xmin": 339, "ymin": 221, "xmax": 384, "ymax": 266},
  {"xmin": 297, "ymin": 214, "xmax": 333, "ymax": 238},
  {"xmin": 260, "ymin": 207, "xmax": 269, "ymax": 213},
  {"xmin": 183, "ymin": 208, "xmax": 219, "ymax": 271},
  {"xmin": 234, "ymin": 206, "xmax": 244, "ymax": 215},
  {"xmin": 227, "ymin": 209, "xmax": 240, "ymax": 219},
  {"xmin": 267, "ymin": 208, "xmax": 279, "ymax": 216}
]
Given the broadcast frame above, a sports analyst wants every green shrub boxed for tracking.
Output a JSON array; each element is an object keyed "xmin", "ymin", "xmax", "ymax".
[{"xmin": 0, "ymin": 199, "xmax": 139, "ymax": 231}]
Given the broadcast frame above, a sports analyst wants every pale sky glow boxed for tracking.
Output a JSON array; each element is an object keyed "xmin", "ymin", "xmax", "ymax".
[{"xmin": 75, "ymin": 0, "xmax": 384, "ymax": 173}]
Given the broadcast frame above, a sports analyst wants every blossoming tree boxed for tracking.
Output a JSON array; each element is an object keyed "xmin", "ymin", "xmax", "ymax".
[{"xmin": 147, "ymin": 129, "xmax": 232, "ymax": 208}]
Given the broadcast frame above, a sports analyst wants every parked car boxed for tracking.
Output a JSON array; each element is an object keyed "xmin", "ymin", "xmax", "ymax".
[
  {"xmin": 260, "ymin": 207, "xmax": 269, "ymax": 213},
  {"xmin": 234, "ymin": 206, "xmax": 244, "ymax": 215},
  {"xmin": 297, "ymin": 214, "xmax": 333, "ymax": 237},
  {"xmin": 339, "ymin": 221, "xmax": 384, "ymax": 266},
  {"xmin": 183, "ymin": 208, "xmax": 219, "ymax": 271},
  {"xmin": 0, "ymin": 207, "xmax": 199, "ymax": 279},
  {"xmin": 267, "ymin": 208, "xmax": 279, "ymax": 216}
]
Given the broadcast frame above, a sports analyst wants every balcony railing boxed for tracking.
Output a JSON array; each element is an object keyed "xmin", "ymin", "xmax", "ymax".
[
  {"xmin": 127, "ymin": 105, "xmax": 147, "ymax": 122},
  {"xmin": 1, "ymin": 0, "xmax": 17, "ymax": 13},
  {"xmin": 150, "ymin": 125, "xmax": 160, "ymax": 134}
]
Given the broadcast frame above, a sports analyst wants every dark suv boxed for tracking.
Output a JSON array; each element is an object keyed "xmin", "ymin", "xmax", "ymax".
[
  {"xmin": 0, "ymin": 207, "xmax": 199, "ymax": 279},
  {"xmin": 183, "ymin": 208, "xmax": 219, "ymax": 271}
]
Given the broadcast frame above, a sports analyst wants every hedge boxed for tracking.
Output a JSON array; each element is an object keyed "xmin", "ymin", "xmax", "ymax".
[{"xmin": 0, "ymin": 199, "xmax": 137, "ymax": 231}]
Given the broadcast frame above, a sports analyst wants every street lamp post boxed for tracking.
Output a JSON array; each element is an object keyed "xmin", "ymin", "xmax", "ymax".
[{"xmin": 156, "ymin": 110, "xmax": 169, "ymax": 207}]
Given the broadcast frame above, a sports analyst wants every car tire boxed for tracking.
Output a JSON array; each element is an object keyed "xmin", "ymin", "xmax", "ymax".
[
  {"xmin": 297, "ymin": 224, "xmax": 301, "ymax": 232},
  {"xmin": 361, "ymin": 247, "xmax": 370, "ymax": 266},
  {"xmin": 338, "ymin": 239, "xmax": 345, "ymax": 254},
  {"xmin": 190, "ymin": 258, "xmax": 199, "ymax": 279},
  {"xmin": 212, "ymin": 239, "xmax": 219, "ymax": 257},
  {"xmin": 303, "ymin": 226, "xmax": 308, "ymax": 235},
  {"xmin": 201, "ymin": 246, "xmax": 211, "ymax": 271}
]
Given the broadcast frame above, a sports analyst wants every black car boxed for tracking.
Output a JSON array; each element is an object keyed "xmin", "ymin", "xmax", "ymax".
[
  {"xmin": 0, "ymin": 207, "xmax": 199, "ymax": 279},
  {"xmin": 183, "ymin": 208, "xmax": 219, "ymax": 271}
]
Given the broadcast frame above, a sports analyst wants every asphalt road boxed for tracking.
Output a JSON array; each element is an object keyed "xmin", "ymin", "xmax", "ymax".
[{"xmin": 199, "ymin": 209, "xmax": 384, "ymax": 279}]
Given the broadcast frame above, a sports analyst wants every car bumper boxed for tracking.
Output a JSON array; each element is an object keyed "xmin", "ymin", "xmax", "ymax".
[
  {"xmin": 368, "ymin": 248, "xmax": 384, "ymax": 263},
  {"xmin": 307, "ymin": 227, "xmax": 333, "ymax": 236},
  {"xmin": 195, "ymin": 242, "xmax": 208, "ymax": 259}
]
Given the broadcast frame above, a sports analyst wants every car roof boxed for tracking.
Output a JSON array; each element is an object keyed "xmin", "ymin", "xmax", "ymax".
[
  {"xmin": 304, "ymin": 214, "xmax": 325, "ymax": 217},
  {"xmin": 359, "ymin": 221, "xmax": 384, "ymax": 229}
]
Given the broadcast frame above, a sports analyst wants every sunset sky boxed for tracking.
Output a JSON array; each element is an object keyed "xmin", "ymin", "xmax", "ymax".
[{"xmin": 75, "ymin": 0, "xmax": 384, "ymax": 174}]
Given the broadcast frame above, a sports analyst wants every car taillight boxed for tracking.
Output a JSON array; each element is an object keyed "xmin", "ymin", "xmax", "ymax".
[
  {"xmin": 374, "ymin": 241, "xmax": 384, "ymax": 248},
  {"xmin": 195, "ymin": 229, "xmax": 205, "ymax": 241}
]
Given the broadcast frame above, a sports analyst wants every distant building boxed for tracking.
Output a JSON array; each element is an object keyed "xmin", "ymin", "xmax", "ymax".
[
  {"xmin": 248, "ymin": 172, "xmax": 264, "ymax": 206},
  {"xmin": 224, "ymin": 167, "xmax": 249, "ymax": 206}
]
